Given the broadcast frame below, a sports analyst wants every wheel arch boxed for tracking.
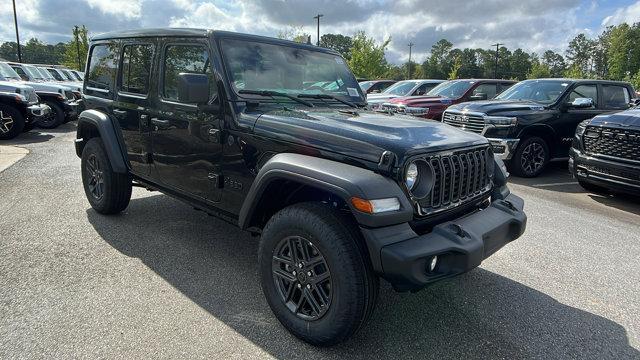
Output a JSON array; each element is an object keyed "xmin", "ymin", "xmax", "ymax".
[
  {"xmin": 76, "ymin": 109, "xmax": 128, "ymax": 173},
  {"xmin": 238, "ymin": 153, "xmax": 414, "ymax": 231},
  {"xmin": 517, "ymin": 124, "xmax": 557, "ymax": 154}
]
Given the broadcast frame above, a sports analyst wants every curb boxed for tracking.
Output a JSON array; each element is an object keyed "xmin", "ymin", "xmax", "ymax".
[{"xmin": 0, "ymin": 145, "xmax": 29, "ymax": 173}]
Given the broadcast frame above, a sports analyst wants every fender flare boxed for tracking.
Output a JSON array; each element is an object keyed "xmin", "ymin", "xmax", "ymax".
[
  {"xmin": 238, "ymin": 153, "xmax": 414, "ymax": 229},
  {"xmin": 76, "ymin": 109, "xmax": 128, "ymax": 173}
]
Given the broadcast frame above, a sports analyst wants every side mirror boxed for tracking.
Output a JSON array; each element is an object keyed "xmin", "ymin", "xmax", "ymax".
[
  {"xmin": 470, "ymin": 93, "xmax": 487, "ymax": 101},
  {"xmin": 177, "ymin": 73, "xmax": 210, "ymax": 104},
  {"xmin": 569, "ymin": 97, "xmax": 593, "ymax": 108}
]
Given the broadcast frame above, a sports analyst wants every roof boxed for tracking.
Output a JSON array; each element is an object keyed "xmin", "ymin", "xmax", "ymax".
[{"xmin": 523, "ymin": 78, "xmax": 632, "ymax": 85}]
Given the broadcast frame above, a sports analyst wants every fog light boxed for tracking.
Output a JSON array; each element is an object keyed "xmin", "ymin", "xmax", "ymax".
[{"xmin": 427, "ymin": 256, "xmax": 438, "ymax": 272}]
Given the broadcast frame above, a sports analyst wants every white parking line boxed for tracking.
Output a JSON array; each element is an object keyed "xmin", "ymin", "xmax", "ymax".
[{"xmin": 533, "ymin": 181, "xmax": 578, "ymax": 187}]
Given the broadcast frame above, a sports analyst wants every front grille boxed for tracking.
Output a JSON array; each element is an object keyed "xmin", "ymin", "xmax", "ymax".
[
  {"xmin": 583, "ymin": 126, "xmax": 640, "ymax": 162},
  {"xmin": 414, "ymin": 146, "xmax": 493, "ymax": 215},
  {"xmin": 442, "ymin": 111, "xmax": 485, "ymax": 134}
]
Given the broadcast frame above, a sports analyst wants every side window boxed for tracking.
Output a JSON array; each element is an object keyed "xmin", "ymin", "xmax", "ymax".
[
  {"xmin": 568, "ymin": 84, "xmax": 597, "ymax": 108},
  {"xmin": 473, "ymin": 83, "xmax": 498, "ymax": 99},
  {"xmin": 11, "ymin": 66, "xmax": 28, "ymax": 81},
  {"xmin": 87, "ymin": 43, "xmax": 118, "ymax": 92},
  {"xmin": 499, "ymin": 83, "xmax": 514, "ymax": 93},
  {"xmin": 413, "ymin": 83, "xmax": 430, "ymax": 96},
  {"xmin": 47, "ymin": 69, "xmax": 64, "ymax": 81},
  {"xmin": 602, "ymin": 85, "xmax": 630, "ymax": 110},
  {"xmin": 119, "ymin": 44, "xmax": 154, "ymax": 95},
  {"xmin": 163, "ymin": 44, "xmax": 216, "ymax": 102}
]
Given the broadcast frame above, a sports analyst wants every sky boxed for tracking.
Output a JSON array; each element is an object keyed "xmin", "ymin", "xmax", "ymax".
[{"xmin": 1, "ymin": 0, "xmax": 639, "ymax": 64}]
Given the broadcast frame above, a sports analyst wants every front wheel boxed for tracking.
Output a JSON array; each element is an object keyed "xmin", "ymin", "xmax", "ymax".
[
  {"xmin": 37, "ymin": 101, "xmax": 64, "ymax": 129},
  {"xmin": 81, "ymin": 138, "xmax": 132, "ymax": 214},
  {"xmin": 259, "ymin": 202, "xmax": 379, "ymax": 346},
  {"xmin": 509, "ymin": 136, "xmax": 550, "ymax": 178},
  {"xmin": 0, "ymin": 104, "xmax": 25, "ymax": 140}
]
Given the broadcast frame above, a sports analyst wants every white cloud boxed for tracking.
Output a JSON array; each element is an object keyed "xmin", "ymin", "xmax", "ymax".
[
  {"xmin": 602, "ymin": 1, "xmax": 640, "ymax": 27},
  {"xmin": 84, "ymin": 0, "xmax": 143, "ymax": 19}
]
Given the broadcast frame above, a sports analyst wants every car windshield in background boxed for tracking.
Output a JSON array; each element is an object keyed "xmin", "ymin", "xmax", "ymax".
[
  {"xmin": 220, "ymin": 39, "xmax": 364, "ymax": 103},
  {"xmin": 382, "ymin": 81, "xmax": 418, "ymax": 96},
  {"xmin": 359, "ymin": 81, "xmax": 374, "ymax": 91},
  {"xmin": 496, "ymin": 80, "xmax": 570, "ymax": 104},
  {"xmin": 23, "ymin": 64, "xmax": 45, "ymax": 80},
  {"xmin": 37, "ymin": 67, "xmax": 55, "ymax": 80},
  {"xmin": 0, "ymin": 62, "xmax": 21, "ymax": 80},
  {"xmin": 427, "ymin": 80, "xmax": 474, "ymax": 98}
]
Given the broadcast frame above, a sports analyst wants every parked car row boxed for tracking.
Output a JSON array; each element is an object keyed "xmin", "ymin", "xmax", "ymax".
[
  {"xmin": 365, "ymin": 77, "xmax": 637, "ymax": 184},
  {"xmin": 0, "ymin": 61, "xmax": 84, "ymax": 140}
]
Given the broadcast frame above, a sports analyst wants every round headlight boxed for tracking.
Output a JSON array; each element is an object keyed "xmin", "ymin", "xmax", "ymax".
[{"xmin": 405, "ymin": 162, "xmax": 419, "ymax": 190}]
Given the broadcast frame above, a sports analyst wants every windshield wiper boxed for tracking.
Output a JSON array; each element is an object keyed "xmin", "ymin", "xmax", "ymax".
[
  {"xmin": 238, "ymin": 89, "xmax": 314, "ymax": 107},
  {"xmin": 298, "ymin": 93, "xmax": 358, "ymax": 108}
]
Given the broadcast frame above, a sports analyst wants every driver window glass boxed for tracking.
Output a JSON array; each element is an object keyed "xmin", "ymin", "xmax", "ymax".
[
  {"xmin": 413, "ymin": 83, "xmax": 430, "ymax": 96},
  {"xmin": 473, "ymin": 83, "xmax": 497, "ymax": 99},
  {"xmin": 163, "ymin": 44, "xmax": 216, "ymax": 101},
  {"xmin": 11, "ymin": 66, "xmax": 28, "ymax": 80},
  {"xmin": 568, "ymin": 85, "xmax": 597, "ymax": 108},
  {"xmin": 602, "ymin": 85, "xmax": 630, "ymax": 110},
  {"xmin": 119, "ymin": 44, "xmax": 154, "ymax": 95}
]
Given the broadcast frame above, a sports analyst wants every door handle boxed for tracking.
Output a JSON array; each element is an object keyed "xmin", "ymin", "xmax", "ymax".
[{"xmin": 151, "ymin": 118, "xmax": 171, "ymax": 126}]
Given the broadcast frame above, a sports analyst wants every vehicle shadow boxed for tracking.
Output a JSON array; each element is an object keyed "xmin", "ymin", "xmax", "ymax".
[
  {"xmin": 508, "ymin": 161, "xmax": 584, "ymax": 194},
  {"xmin": 3, "ymin": 122, "xmax": 76, "ymax": 145},
  {"xmin": 87, "ymin": 194, "xmax": 638, "ymax": 359}
]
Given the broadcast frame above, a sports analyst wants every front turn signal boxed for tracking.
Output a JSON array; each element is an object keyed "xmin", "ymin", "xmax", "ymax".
[{"xmin": 350, "ymin": 197, "xmax": 400, "ymax": 214}]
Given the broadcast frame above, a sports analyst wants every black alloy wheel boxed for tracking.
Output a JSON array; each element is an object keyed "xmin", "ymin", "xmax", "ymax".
[
  {"xmin": 272, "ymin": 235, "xmax": 332, "ymax": 321},
  {"xmin": 0, "ymin": 105, "xmax": 25, "ymax": 140},
  {"xmin": 84, "ymin": 153, "xmax": 105, "ymax": 201},
  {"xmin": 511, "ymin": 136, "xmax": 550, "ymax": 178}
]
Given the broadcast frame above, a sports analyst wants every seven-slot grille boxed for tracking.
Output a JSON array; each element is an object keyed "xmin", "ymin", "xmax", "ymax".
[
  {"xmin": 583, "ymin": 126, "xmax": 640, "ymax": 162},
  {"xmin": 416, "ymin": 146, "xmax": 492, "ymax": 214},
  {"xmin": 442, "ymin": 111, "xmax": 485, "ymax": 134}
]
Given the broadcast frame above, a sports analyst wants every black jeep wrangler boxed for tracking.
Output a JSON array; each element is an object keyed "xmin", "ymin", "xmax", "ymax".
[
  {"xmin": 75, "ymin": 28, "xmax": 527, "ymax": 345},
  {"xmin": 443, "ymin": 79, "xmax": 636, "ymax": 177}
]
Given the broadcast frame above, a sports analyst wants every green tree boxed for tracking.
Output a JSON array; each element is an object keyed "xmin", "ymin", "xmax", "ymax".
[
  {"xmin": 422, "ymin": 39, "xmax": 453, "ymax": 79},
  {"xmin": 542, "ymin": 50, "xmax": 566, "ymax": 77},
  {"xmin": 564, "ymin": 63, "xmax": 585, "ymax": 78},
  {"xmin": 509, "ymin": 48, "xmax": 532, "ymax": 80},
  {"xmin": 624, "ymin": 70, "xmax": 640, "ymax": 90},
  {"xmin": 277, "ymin": 26, "xmax": 310, "ymax": 44},
  {"xmin": 448, "ymin": 55, "xmax": 461, "ymax": 79},
  {"xmin": 63, "ymin": 25, "xmax": 89, "ymax": 70},
  {"xmin": 566, "ymin": 33, "xmax": 595, "ymax": 76},
  {"xmin": 527, "ymin": 60, "xmax": 551, "ymax": 78},
  {"xmin": 607, "ymin": 23, "xmax": 631, "ymax": 80},
  {"xmin": 347, "ymin": 31, "xmax": 390, "ymax": 79},
  {"xmin": 320, "ymin": 34, "xmax": 353, "ymax": 60}
]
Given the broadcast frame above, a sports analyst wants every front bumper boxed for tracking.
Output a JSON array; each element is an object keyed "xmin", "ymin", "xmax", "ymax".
[
  {"xmin": 27, "ymin": 103, "xmax": 51, "ymax": 118},
  {"xmin": 63, "ymin": 99, "xmax": 84, "ymax": 118},
  {"xmin": 569, "ymin": 148, "xmax": 640, "ymax": 194},
  {"xmin": 487, "ymin": 138, "xmax": 519, "ymax": 160},
  {"xmin": 361, "ymin": 193, "xmax": 526, "ymax": 292}
]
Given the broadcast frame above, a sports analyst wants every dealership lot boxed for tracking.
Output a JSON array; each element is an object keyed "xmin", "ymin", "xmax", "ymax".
[{"xmin": 1, "ymin": 123, "xmax": 639, "ymax": 359}]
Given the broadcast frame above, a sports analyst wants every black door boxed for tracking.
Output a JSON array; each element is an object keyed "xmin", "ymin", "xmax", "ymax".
[
  {"xmin": 557, "ymin": 83, "xmax": 602, "ymax": 154},
  {"xmin": 151, "ymin": 40, "xmax": 223, "ymax": 202},
  {"xmin": 113, "ymin": 40, "xmax": 156, "ymax": 177}
]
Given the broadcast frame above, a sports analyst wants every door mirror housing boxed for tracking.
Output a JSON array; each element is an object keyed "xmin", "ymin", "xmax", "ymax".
[
  {"xmin": 177, "ymin": 73, "xmax": 210, "ymax": 104},
  {"xmin": 470, "ymin": 93, "xmax": 488, "ymax": 101},
  {"xmin": 569, "ymin": 97, "xmax": 594, "ymax": 108}
]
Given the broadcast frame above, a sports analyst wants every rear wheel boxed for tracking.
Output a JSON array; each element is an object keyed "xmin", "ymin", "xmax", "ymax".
[
  {"xmin": 510, "ymin": 136, "xmax": 550, "ymax": 177},
  {"xmin": 0, "ymin": 104, "xmax": 25, "ymax": 140},
  {"xmin": 37, "ymin": 101, "xmax": 64, "ymax": 129},
  {"xmin": 81, "ymin": 138, "xmax": 132, "ymax": 214},
  {"xmin": 259, "ymin": 202, "xmax": 379, "ymax": 346}
]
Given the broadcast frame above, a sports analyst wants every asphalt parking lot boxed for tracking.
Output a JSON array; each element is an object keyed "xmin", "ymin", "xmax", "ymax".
[{"xmin": 1, "ymin": 123, "xmax": 639, "ymax": 359}]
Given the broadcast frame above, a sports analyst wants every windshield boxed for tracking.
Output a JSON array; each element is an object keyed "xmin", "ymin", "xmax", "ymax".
[
  {"xmin": 0, "ymin": 62, "xmax": 21, "ymax": 80},
  {"xmin": 220, "ymin": 39, "xmax": 365, "ymax": 104},
  {"xmin": 37, "ymin": 67, "xmax": 54, "ymax": 80},
  {"xmin": 382, "ymin": 81, "xmax": 418, "ymax": 96},
  {"xmin": 62, "ymin": 69, "xmax": 79, "ymax": 81},
  {"xmin": 427, "ymin": 80, "xmax": 474, "ymax": 98},
  {"xmin": 359, "ymin": 81, "xmax": 374, "ymax": 91},
  {"xmin": 496, "ymin": 80, "xmax": 570, "ymax": 104},
  {"xmin": 23, "ymin": 64, "xmax": 45, "ymax": 80}
]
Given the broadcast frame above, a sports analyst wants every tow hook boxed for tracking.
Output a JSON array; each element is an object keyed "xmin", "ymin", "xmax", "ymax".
[
  {"xmin": 503, "ymin": 200, "xmax": 517, "ymax": 211},
  {"xmin": 449, "ymin": 224, "xmax": 466, "ymax": 238}
]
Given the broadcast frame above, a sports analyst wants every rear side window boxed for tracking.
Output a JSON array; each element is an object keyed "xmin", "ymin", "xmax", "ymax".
[
  {"xmin": 413, "ymin": 83, "xmax": 436, "ymax": 96},
  {"xmin": 568, "ymin": 84, "xmax": 597, "ymax": 108},
  {"xmin": 473, "ymin": 83, "xmax": 498, "ymax": 99},
  {"xmin": 46, "ymin": 69, "xmax": 64, "ymax": 81},
  {"xmin": 87, "ymin": 43, "xmax": 118, "ymax": 91},
  {"xmin": 119, "ymin": 44, "xmax": 154, "ymax": 95},
  {"xmin": 163, "ymin": 44, "xmax": 215, "ymax": 102},
  {"xmin": 11, "ymin": 66, "xmax": 28, "ymax": 81},
  {"xmin": 602, "ymin": 85, "xmax": 630, "ymax": 110}
]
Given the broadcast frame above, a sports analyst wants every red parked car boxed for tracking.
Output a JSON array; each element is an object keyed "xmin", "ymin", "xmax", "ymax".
[{"xmin": 381, "ymin": 79, "xmax": 515, "ymax": 119}]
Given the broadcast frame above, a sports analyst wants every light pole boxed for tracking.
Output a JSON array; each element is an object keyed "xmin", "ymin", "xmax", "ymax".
[
  {"xmin": 313, "ymin": 14, "xmax": 323, "ymax": 46},
  {"xmin": 407, "ymin": 42, "xmax": 414, "ymax": 79},
  {"xmin": 491, "ymin": 43, "xmax": 504, "ymax": 78},
  {"xmin": 12, "ymin": 0, "xmax": 22, "ymax": 63},
  {"xmin": 74, "ymin": 25, "xmax": 82, "ymax": 70}
]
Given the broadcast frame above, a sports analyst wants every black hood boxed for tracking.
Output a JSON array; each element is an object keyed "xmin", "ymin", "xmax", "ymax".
[
  {"xmin": 251, "ymin": 107, "xmax": 488, "ymax": 165},
  {"xmin": 449, "ymin": 99, "xmax": 549, "ymax": 115},
  {"xmin": 590, "ymin": 108, "xmax": 640, "ymax": 129}
]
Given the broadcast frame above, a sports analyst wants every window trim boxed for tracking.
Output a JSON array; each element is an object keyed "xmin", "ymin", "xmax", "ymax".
[
  {"xmin": 566, "ymin": 83, "xmax": 599, "ymax": 110},
  {"xmin": 86, "ymin": 42, "xmax": 119, "ymax": 94},
  {"xmin": 117, "ymin": 41, "xmax": 155, "ymax": 99},
  {"xmin": 159, "ymin": 40, "xmax": 214, "ymax": 106}
]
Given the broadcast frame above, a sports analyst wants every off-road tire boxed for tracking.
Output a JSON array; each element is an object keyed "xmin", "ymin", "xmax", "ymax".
[
  {"xmin": 37, "ymin": 101, "xmax": 64, "ymax": 129},
  {"xmin": 259, "ymin": 202, "xmax": 379, "ymax": 346},
  {"xmin": 0, "ymin": 104, "xmax": 25, "ymax": 140},
  {"xmin": 510, "ymin": 136, "xmax": 550, "ymax": 178},
  {"xmin": 81, "ymin": 138, "xmax": 132, "ymax": 214}
]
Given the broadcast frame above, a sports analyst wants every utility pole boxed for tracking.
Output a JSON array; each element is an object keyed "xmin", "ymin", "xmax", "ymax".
[
  {"xmin": 74, "ymin": 26, "xmax": 82, "ymax": 70},
  {"xmin": 491, "ymin": 43, "xmax": 504, "ymax": 78},
  {"xmin": 313, "ymin": 14, "xmax": 323, "ymax": 46},
  {"xmin": 407, "ymin": 42, "xmax": 414, "ymax": 79},
  {"xmin": 12, "ymin": 0, "xmax": 22, "ymax": 63}
]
